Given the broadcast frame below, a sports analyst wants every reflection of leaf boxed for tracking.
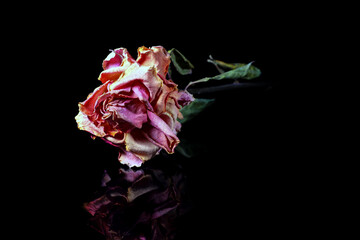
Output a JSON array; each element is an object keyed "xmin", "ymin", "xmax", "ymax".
[
  {"xmin": 168, "ymin": 48, "xmax": 194, "ymax": 75},
  {"xmin": 176, "ymin": 140, "xmax": 194, "ymax": 158},
  {"xmin": 179, "ymin": 98, "xmax": 215, "ymax": 124},
  {"xmin": 186, "ymin": 61, "xmax": 261, "ymax": 89},
  {"xmin": 176, "ymin": 138, "xmax": 206, "ymax": 158}
]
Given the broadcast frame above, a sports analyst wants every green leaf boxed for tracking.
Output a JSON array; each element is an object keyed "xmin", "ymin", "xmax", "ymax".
[
  {"xmin": 185, "ymin": 61, "xmax": 261, "ymax": 89},
  {"xmin": 168, "ymin": 48, "xmax": 195, "ymax": 75},
  {"xmin": 179, "ymin": 98, "xmax": 215, "ymax": 124}
]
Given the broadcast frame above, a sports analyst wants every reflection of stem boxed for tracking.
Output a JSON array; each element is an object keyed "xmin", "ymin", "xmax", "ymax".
[{"xmin": 187, "ymin": 82, "xmax": 270, "ymax": 95}]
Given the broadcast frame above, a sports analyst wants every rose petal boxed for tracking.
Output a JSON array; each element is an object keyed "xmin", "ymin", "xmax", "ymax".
[
  {"xmin": 177, "ymin": 90, "xmax": 195, "ymax": 107},
  {"xmin": 144, "ymin": 111, "xmax": 180, "ymax": 153},
  {"xmin": 118, "ymin": 148, "xmax": 144, "ymax": 168},
  {"xmin": 124, "ymin": 129, "xmax": 160, "ymax": 161},
  {"xmin": 106, "ymin": 99, "xmax": 147, "ymax": 129},
  {"xmin": 131, "ymin": 83, "xmax": 150, "ymax": 102},
  {"xmin": 75, "ymin": 111, "xmax": 106, "ymax": 137},
  {"xmin": 99, "ymin": 48, "xmax": 135, "ymax": 83},
  {"xmin": 102, "ymin": 48, "xmax": 134, "ymax": 70},
  {"xmin": 109, "ymin": 64, "xmax": 163, "ymax": 102},
  {"xmin": 98, "ymin": 66, "xmax": 124, "ymax": 83},
  {"xmin": 165, "ymin": 96, "xmax": 181, "ymax": 123},
  {"xmin": 103, "ymin": 132, "xmax": 125, "ymax": 146},
  {"xmin": 151, "ymin": 84, "xmax": 174, "ymax": 115},
  {"xmin": 79, "ymin": 81, "xmax": 110, "ymax": 115},
  {"xmin": 136, "ymin": 46, "xmax": 170, "ymax": 79}
]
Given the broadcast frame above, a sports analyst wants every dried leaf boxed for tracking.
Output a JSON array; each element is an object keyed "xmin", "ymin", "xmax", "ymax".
[
  {"xmin": 186, "ymin": 61, "xmax": 261, "ymax": 89},
  {"xmin": 179, "ymin": 98, "xmax": 215, "ymax": 124},
  {"xmin": 168, "ymin": 48, "xmax": 194, "ymax": 75}
]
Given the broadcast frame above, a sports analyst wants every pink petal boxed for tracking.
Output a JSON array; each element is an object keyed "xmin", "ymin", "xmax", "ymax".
[
  {"xmin": 164, "ymin": 96, "xmax": 181, "ymax": 126},
  {"xmin": 136, "ymin": 46, "xmax": 170, "ymax": 79},
  {"xmin": 144, "ymin": 111, "xmax": 180, "ymax": 153},
  {"xmin": 105, "ymin": 99, "xmax": 147, "ymax": 129},
  {"xmin": 177, "ymin": 90, "xmax": 195, "ymax": 107},
  {"xmin": 98, "ymin": 66, "xmax": 123, "ymax": 83},
  {"xmin": 78, "ymin": 81, "xmax": 110, "ymax": 115},
  {"xmin": 150, "ymin": 84, "xmax": 174, "ymax": 115},
  {"xmin": 99, "ymin": 48, "xmax": 135, "ymax": 83},
  {"xmin": 124, "ymin": 129, "xmax": 160, "ymax": 161},
  {"xmin": 118, "ymin": 147, "xmax": 144, "ymax": 168},
  {"xmin": 131, "ymin": 83, "xmax": 150, "ymax": 102},
  {"xmin": 102, "ymin": 48, "xmax": 134, "ymax": 70},
  {"xmin": 75, "ymin": 111, "xmax": 106, "ymax": 137},
  {"xmin": 109, "ymin": 65, "xmax": 163, "ymax": 102},
  {"xmin": 102, "ymin": 133, "xmax": 125, "ymax": 146}
]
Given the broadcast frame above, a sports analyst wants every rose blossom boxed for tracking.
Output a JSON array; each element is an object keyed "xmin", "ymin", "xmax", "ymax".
[{"xmin": 75, "ymin": 46, "xmax": 193, "ymax": 167}]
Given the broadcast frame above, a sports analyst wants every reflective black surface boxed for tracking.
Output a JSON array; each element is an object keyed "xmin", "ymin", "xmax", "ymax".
[{"xmin": 25, "ymin": 35, "xmax": 286, "ymax": 239}]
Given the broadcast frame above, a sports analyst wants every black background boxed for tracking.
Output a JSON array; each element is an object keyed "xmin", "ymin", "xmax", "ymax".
[{"xmin": 21, "ymin": 17, "xmax": 290, "ymax": 239}]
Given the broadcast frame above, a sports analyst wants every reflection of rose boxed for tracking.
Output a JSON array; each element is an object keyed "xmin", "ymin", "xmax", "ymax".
[
  {"xmin": 84, "ymin": 159, "xmax": 189, "ymax": 240},
  {"xmin": 75, "ymin": 46, "xmax": 193, "ymax": 167}
]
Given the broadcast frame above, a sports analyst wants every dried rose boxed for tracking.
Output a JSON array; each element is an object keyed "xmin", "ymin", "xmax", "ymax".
[{"xmin": 75, "ymin": 46, "xmax": 193, "ymax": 167}]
